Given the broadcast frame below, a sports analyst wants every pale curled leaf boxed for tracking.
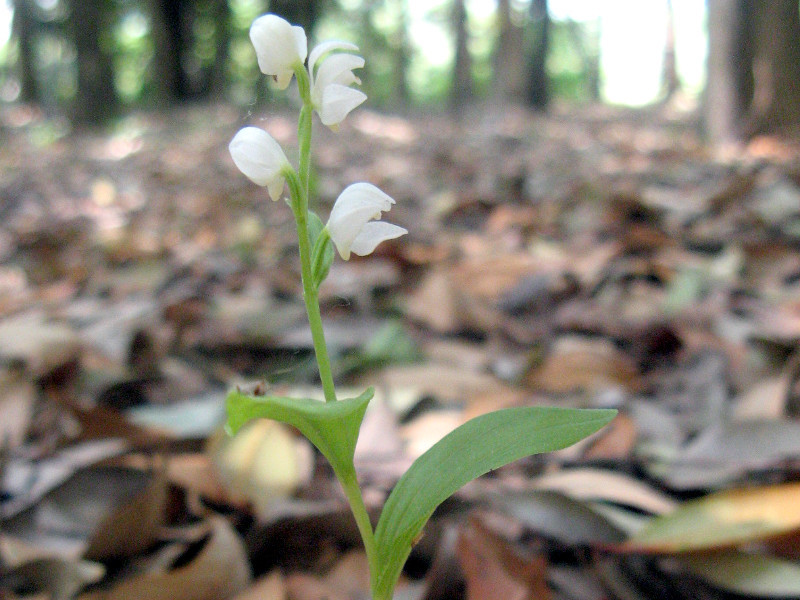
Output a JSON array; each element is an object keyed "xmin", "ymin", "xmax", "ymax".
[
  {"xmin": 371, "ymin": 406, "xmax": 616, "ymax": 597},
  {"xmin": 682, "ymin": 551, "xmax": 800, "ymax": 597},
  {"xmin": 618, "ymin": 481, "xmax": 800, "ymax": 554},
  {"xmin": 225, "ymin": 388, "xmax": 373, "ymax": 478}
]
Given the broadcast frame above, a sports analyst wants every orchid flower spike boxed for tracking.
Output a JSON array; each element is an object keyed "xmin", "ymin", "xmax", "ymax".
[
  {"xmin": 250, "ymin": 14, "xmax": 307, "ymax": 89},
  {"xmin": 229, "ymin": 127, "xmax": 291, "ymax": 201},
  {"xmin": 308, "ymin": 41, "xmax": 368, "ymax": 127},
  {"xmin": 326, "ymin": 183, "xmax": 407, "ymax": 260}
]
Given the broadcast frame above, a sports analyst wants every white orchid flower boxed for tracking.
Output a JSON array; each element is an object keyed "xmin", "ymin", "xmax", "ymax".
[
  {"xmin": 229, "ymin": 127, "xmax": 291, "ymax": 201},
  {"xmin": 308, "ymin": 41, "xmax": 367, "ymax": 127},
  {"xmin": 326, "ymin": 183, "xmax": 407, "ymax": 260},
  {"xmin": 250, "ymin": 14, "xmax": 307, "ymax": 89}
]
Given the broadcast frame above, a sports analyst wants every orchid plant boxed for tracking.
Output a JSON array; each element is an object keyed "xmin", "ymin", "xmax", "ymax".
[{"xmin": 225, "ymin": 14, "xmax": 616, "ymax": 600}]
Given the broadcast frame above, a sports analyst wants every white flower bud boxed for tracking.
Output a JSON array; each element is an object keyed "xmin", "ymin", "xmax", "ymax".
[
  {"xmin": 250, "ymin": 14, "xmax": 307, "ymax": 90},
  {"xmin": 229, "ymin": 127, "xmax": 290, "ymax": 201}
]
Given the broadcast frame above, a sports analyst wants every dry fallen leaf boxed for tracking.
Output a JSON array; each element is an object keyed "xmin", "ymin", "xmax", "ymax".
[
  {"xmin": 208, "ymin": 419, "xmax": 314, "ymax": 518},
  {"xmin": 617, "ymin": 481, "xmax": 800, "ymax": 554},
  {"xmin": 525, "ymin": 336, "xmax": 639, "ymax": 394},
  {"xmin": 456, "ymin": 516, "xmax": 551, "ymax": 600},
  {"xmin": 85, "ymin": 465, "xmax": 168, "ymax": 561},
  {"xmin": 79, "ymin": 517, "xmax": 251, "ymax": 600},
  {"xmin": 232, "ymin": 571, "xmax": 287, "ymax": 600}
]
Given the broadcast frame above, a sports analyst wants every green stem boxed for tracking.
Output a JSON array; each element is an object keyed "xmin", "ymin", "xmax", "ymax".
[
  {"xmin": 337, "ymin": 465, "xmax": 379, "ymax": 582},
  {"xmin": 288, "ymin": 63, "xmax": 383, "ymax": 597},
  {"xmin": 286, "ymin": 169, "xmax": 337, "ymax": 403},
  {"xmin": 295, "ymin": 64, "xmax": 313, "ymax": 202}
]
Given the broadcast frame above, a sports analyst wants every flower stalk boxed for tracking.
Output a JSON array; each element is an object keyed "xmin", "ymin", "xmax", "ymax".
[{"xmin": 230, "ymin": 14, "xmax": 408, "ymax": 599}]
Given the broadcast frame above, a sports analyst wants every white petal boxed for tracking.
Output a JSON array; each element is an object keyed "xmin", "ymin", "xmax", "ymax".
[
  {"xmin": 312, "ymin": 54, "xmax": 364, "ymax": 104},
  {"xmin": 314, "ymin": 54, "xmax": 364, "ymax": 88},
  {"xmin": 308, "ymin": 40, "xmax": 359, "ymax": 78},
  {"xmin": 328, "ymin": 183, "xmax": 394, "ymax": 226},
  {"xmin": 250, "ymin": 14, "xmax": 307, "ymax": 87},
  {"xmin": 327, "ymin": 183, "xmax": 395, "ymax": 259},
  {"xmin": 319, "ymin": 84, "xmax": 367, "ymax": 127},
  {"xmin": 349, "ymin": 222, "xmax": 407, "ymax": 257},
  {"xmin": 229, "ymin": 127, "xmax": 289, "ymax": 189},
  {"xmin": 266, "ymin": 177, "xmax": 285, "ymax": 202}
]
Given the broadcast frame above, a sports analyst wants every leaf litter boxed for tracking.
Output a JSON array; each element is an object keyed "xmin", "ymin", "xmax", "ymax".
[{"xmin": 3, "ymin": 102, "xmax": 800, "ymax": 598}]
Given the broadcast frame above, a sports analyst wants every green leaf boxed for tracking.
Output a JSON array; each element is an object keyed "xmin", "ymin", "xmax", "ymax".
[
  {"xmin": 307, "ymin": 210, "xmax": 325, "ymax": 245},
  {"xmin": 225, "ymin": 387, "xmax": 373, "ymax": 477},
  {"xmin": 371, "ymin": 406, "xmax": 616, "ymax": 597},
  {"xmin": 308, "ymin": 211, "xmax": 334, "ymax": 288}
]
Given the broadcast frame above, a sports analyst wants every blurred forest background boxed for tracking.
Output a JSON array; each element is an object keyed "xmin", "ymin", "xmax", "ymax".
[{"xmin": 1, "ymin": 0, "xmax": 800, "ymax": 143}]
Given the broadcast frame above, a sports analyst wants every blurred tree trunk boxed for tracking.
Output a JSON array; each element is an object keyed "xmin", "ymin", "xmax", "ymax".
[
  {"xmin": 660, "ymin": 0, "xmax": 679, "ymax": 101},
  {"xmin": 68, "ymin": 0, "xmax": 117, "ymax": 125},
  {"xmin": 748, "ymin": 0, "xmax": 800, "ymax": 135},
  {"xmin": 492, "ymin": 0, "xmax": 526, "ymax": 102},
  {"xmin": 150, "ymin": 0, "xmax": 191, "ymax": 104},
  {"xmin": 208, "ymin": 0, "xmax": 231, "ymax": 99},
  {"xmin": 526, "ymin": 0, "xmax": 549, "ymax": 110},
  {"xmin": 705, "ymin": 0, "xmax": 800, "ymax": 143},
  {"xmin": 450, "ymin": 0, "xmax": 472, "ymax": 112},
  {"xmin": 704, "ymin": 0, "xmax": 749, "ymax": 143},
  {"xmin": 11, "ymin": 0, "xmax": 39, "ymax": 103}
]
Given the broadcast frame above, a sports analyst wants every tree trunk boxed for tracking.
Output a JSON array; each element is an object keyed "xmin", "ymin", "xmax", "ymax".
[
  {"xmin": 11, "ymin": 0, "xmax": 39, "ymax": 103},
  {"xmin": 208, "ymin": 0, "xmax": 231, "ymax": 100},
  {"xmin": 748, "ymin": 0, "xmax": 800, "ymax": 134},
  {"xmin": 450, "ymin": 0, "xmax": 472, "ymax": 112},
  {"xmin": 660, "ymin": 0, "xmax": 680, "ymax": 101},
  {"xmin": 68, "ymin": 0, "xmax": 117, "ymax": 125},
  {"xmin": 527, "ymin": 0, "xmax": 549, "ymax": 110},
  {"xmin": 492, "ymin": 0, "xmax": 526, "ymax": 102},
  {"xmin": 704, "ymin": 0, "xmax": 748, "ymax": 144},
  {"xmin": 150, "ymin": 0, "xmax": 191, "ymax": 104}
]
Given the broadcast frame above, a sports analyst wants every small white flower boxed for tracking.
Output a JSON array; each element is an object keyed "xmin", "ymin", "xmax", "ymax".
[
  {"xmin": 327, "ymin": 183, "xmax": 407, "ymax": 259},
  {"xmin": 229, "ymin": 127, "xmax": 290, "ymax": 201},
  {"xmin": 250, "ymin": 14, "xmax": 307, "ymax": 90},
  {"xmin": 308, "ymin": 41, "xmax": 367, "ymax": 127}
]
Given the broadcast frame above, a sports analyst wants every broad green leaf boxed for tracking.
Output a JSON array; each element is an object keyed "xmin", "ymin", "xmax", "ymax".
[
  {"xmin": 683, "ymin": 551, "xmax": 800, "ymax": 596},
  {"xmin": 308, "ymin": 211, "xmax": 334, "ymax": 288},
  {"xmin": 225, "ymin": 388, "xmax": 373, "ymax": 478},
  {"xmin": 619, "ymin": 481, "xmax": 800, "ymax": 553},
  {"xmin": 371, "ymin": 406, "xmax": 616, "ymax": 597}
]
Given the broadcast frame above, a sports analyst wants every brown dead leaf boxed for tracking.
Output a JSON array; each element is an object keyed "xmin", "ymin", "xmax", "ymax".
[
  {"xmin": 0, "ymin": 363, "xmax": 35, "ymax": 450},
  {"xmin": 525, "ymin": 336, "xmax": 639, "ymax": 394},
  {"xmin": 285, "ymin": 573, "xmax": 347, "ymax": 600},
  {"xmin": 322, "ymin": 550, "xmax": 371, "ymax": 598},
  {"xmin": 232, "ymin": 571, "xmax": 286, "ymax": 600},
  {"xmin": 79, "ymin": 517, "xmax": 251, "ymax": 600},
  {"xmin": 84, "ymin": 464, "xmax": 167, "ymax": 561},
  {"xmin": 119, "ymin": 452, "xmax": 241, "ymax": 509},
  {"xmin": 456, "ymin": 517, "xmax": 551, "ymax": 600},
  {"xmin": 372, "ymin": 363, "xmax": 512, "ymax": 405},
  {"xmin": 406, "ymin": 267, "xmax": 461, "ymax": 334},
  {"xmin": 583, "ymin": 411, "xmax": 638, "ymax": 460}
]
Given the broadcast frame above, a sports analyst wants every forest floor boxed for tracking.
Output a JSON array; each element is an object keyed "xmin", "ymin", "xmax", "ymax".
[{"xmin": 3, "ymin": 100, "xmax": 800, "ymax": 600}]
